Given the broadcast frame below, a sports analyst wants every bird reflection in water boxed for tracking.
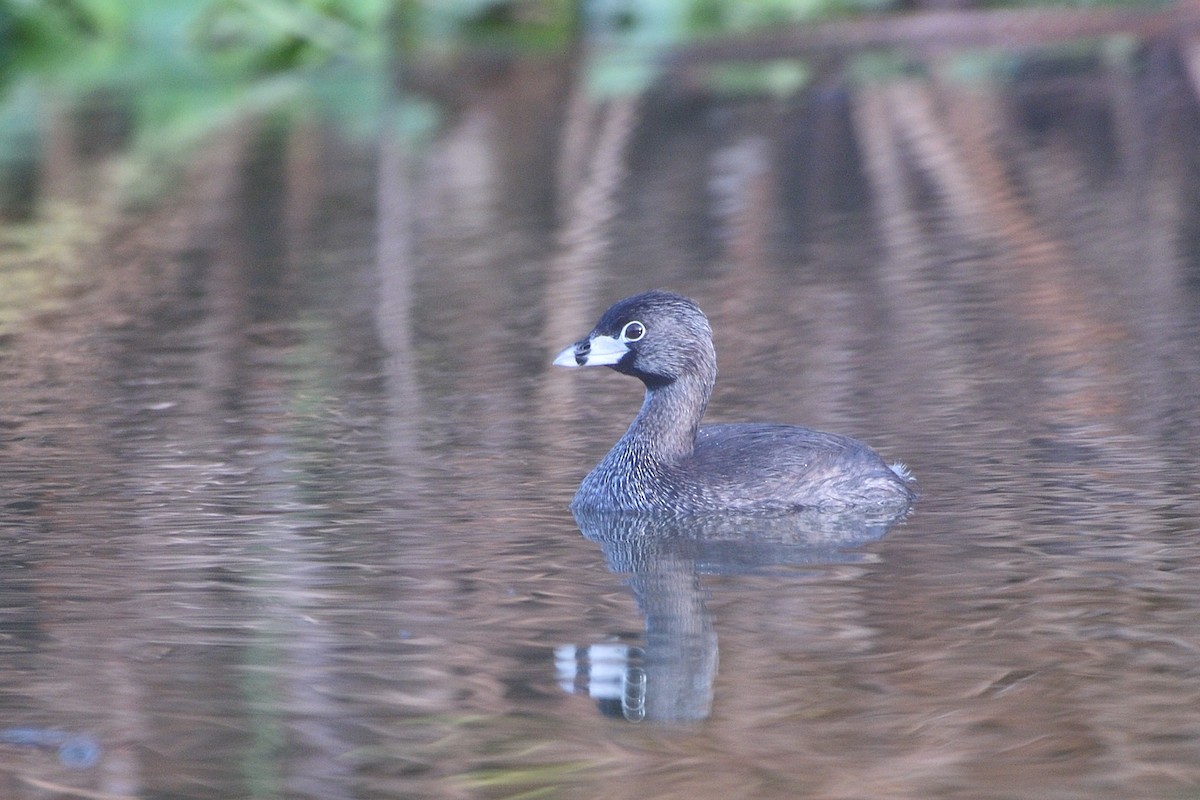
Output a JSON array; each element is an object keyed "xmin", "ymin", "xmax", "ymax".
[{"xmin": 556, "ymin": 506, "xmax": 910, "ymax": 723}]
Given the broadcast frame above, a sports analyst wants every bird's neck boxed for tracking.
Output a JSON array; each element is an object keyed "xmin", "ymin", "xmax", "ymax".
[{"xmin": 623, "ymin": 369, "xmax": 713, "ymax": 464}]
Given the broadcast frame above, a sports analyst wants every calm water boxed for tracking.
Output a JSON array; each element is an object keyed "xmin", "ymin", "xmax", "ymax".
[{"xmin": 3, "ymin": 41, "xmax": 1200, "ymax": 800}]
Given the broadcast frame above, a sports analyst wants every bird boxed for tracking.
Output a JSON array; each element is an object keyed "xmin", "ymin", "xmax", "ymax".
[{"xmin": 553, "ymin": 290, "xmax": 914, "ymax": 514}]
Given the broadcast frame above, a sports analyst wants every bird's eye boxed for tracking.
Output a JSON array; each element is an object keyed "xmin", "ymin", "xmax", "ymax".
[{"xmin": 621, "ymin": 321, "xmax": 646, "ymax": 342}]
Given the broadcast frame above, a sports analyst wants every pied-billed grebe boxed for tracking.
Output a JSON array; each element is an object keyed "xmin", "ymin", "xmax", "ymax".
[{"xmin": 553, "ymin": 291, "xmax": 915, "ymax": 513}]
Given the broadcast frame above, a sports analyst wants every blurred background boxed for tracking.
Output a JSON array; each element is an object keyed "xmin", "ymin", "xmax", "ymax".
[{"xmin": 3, "ymin": 1, "xmax": 1200, "ymax": 799}]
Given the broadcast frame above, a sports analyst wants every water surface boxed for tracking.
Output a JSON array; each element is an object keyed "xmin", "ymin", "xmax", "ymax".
[{"xmin": 2, "ymin": 37, "xmax": 1200, "ymax": 800}]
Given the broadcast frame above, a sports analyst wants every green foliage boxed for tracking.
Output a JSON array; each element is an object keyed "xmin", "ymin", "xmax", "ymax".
[
  {"xmin": 192, "ymin": 0, "xmax": 392, "ymax": 73},
  {"xmin": 705, "ymin": 59, "xmax": 811, "ymax": 97},
  {"xmin": 0, "ymin": 0, "xmax": 390, "ymax": 85},
  {"xmin": 0, "ymin": 0, "xmax": 99, "ymax": 77},
  {"xmin": 416, "ymin": 0, "xmax": 576, "ymax": 52},
  {"xmin": 0, "ymin": 0, "xmax": 397, "ymax": 207},
  {"xmin": 688, "ymin": 0, "xmax": 895, "ymax": 33}
]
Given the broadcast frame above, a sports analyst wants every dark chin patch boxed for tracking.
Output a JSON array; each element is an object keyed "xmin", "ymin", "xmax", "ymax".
[
  {"xmin": 607, "ymin": 347, "xmax": 673, "ymax": 388},
  {"xmin": 638, "ymin": 372, "xmax": 673, "ymax": 390},
  {"xmin": 619, "ymin": 362, "xmax": 672, "ymax": 389}
]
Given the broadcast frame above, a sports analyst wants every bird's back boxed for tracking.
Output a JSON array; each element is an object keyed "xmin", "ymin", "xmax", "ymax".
[{"xmin": 685, "ymin": 423, "xmax": 914, "ymax": 511}]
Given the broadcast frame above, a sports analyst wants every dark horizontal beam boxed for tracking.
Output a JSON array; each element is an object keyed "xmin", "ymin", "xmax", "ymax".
[{"xmin": 665, "ymin": 5, "xmax": 1200, "ymax": 65}]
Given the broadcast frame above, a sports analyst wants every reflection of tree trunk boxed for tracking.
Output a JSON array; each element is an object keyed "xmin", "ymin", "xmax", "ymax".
[
  {"xmin": 189, "ymin": 122, "xmax": 258, "ymax": 422},
  {"xmin": 40, "ymin": 99, "xmax": 80, "ymax": 205},
  {"xmin": 882, "ymin": 80, "xmax": 990, "ymax": 235},
  {"xmin": 540, "ymin": 92, "xmax": 640, "ymax": 445},
  {"xmin": 853, "ymin": 87, "xmax": 921, "ymax": 266},
  {"xmin": 941, "ymin": 84, "xmax": 1131, "ymax": 425},
  {"xmin": 873, "ymin": 79, "xmax": 1132, "ymax": 438},
  {"xmin": 375, "ymin": 117, "xmax": 422, "ymax": 475},
  {"xmin": 374, "ymin": 4, "xmax": 421, "ymax": 472},
  {"xmin": 1181, "ymin": 37, "xmax": 1200, "ymax": 108},
  {"xmin": 544, "ymin": 95, "xmax": 639, "ymax": 343},
  {"xmin": 284, "ymin": 116, "xmax": 324, "ymax": 268},
  {"xmin": 711, "ymin": 133, "xmax": 773, "ymax": 369},
  {"xmin": 852, "ymin": 83, "xmax": 981, "ymax": 421},
  {"xmin": 556, "ymin": 85, "xmax": 602, "ymax": 222},
  {"xmin": 1124, "ymin": 53, "xmax": 1196, "ymax": 433}
]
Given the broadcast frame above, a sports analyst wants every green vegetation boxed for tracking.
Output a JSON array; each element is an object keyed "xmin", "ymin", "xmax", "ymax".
[
  {"xmin": 0, "ymin": 0, "xmax": 1171, "ymax": 215},
  {"xmin": 0, "ymin": 0, "xmax": 391, "ymax": 83},
  {"xmin": 0, "ymin": 0, "xmax": 396, "ymax": 198},
  {"xmin": 0, "ymin": 0, "xmax": 1168, "ymax": 155}
]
